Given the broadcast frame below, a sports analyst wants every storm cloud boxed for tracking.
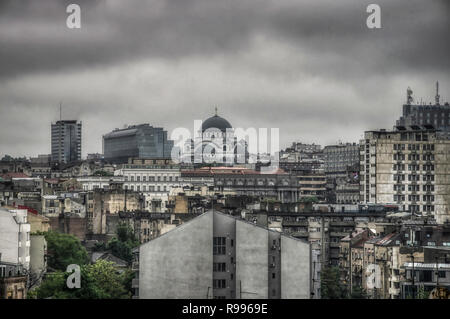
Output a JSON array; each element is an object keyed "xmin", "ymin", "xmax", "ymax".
[{"xmin": 0, "ymin": 0, "xmax": 449, "ymax": 157}]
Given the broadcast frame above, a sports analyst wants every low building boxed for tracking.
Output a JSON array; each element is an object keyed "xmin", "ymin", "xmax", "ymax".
[
  {"xmin": 0, "ymin": 261, "xmax": 28, "ymax": 299},
  {"xmin": 0, "ymin": 208, "xmax": 31, "ymax": 270}
]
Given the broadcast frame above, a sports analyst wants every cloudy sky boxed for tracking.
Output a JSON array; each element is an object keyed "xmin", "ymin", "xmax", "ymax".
[{"xmin": 0, "ymin": 0, "xmax": 449, "ymax": 158}]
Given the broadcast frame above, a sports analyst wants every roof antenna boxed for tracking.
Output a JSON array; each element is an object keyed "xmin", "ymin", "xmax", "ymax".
[
  {"xmin": 406, "ymin": 87, "xmax": 414, "ymax": 105},
  {"xmin": 215, "ymin": 105, "xmax": 218, "ymax": 116},
  {"xmin": 435, "ymin": 81, "xmax": 440, "ymax": 105},
  {"xmin": 59, "ymin": 102, "xmax": 62, "ymax": 121}
]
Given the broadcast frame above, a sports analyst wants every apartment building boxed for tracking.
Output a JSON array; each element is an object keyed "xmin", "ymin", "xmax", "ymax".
[
  {"xmin": 359, "ymin": 128, "xmax": 450, "ymax": 224},
  {"xmin": 136, "ymin": 210, "xmax": 311, "ymax": 299}
]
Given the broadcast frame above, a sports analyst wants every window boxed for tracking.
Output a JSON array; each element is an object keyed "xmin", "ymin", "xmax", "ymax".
[
  {"xmin": 213, "ymin": 263, "xmax": 226, "ymax": 272},
  {"xmin": 213, "ymin": 237, "xmax": 226, "ymax": 255},
  {"xmin": 213, "ymin": 279, "xmax": 226, "ymax": 289},
  {"xmin": 272, "ymin": 273, "xmax": 276, "ymax": 279},
  {"xmin": 438, "ymin": 271, "xmax": 446, "ymax": 278}
]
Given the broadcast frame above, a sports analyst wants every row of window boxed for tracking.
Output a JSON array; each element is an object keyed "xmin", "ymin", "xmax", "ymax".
[
  {"xmin": 393, "ymin": 153, "xmax": 435, "ymax": 161},
  {"xmin": 393, "ymin": 164, "xmax": 434, "ymax": 171},
  {"xmin": 393, "ymin": 195, "xmax": 435, "ymax": 202},
  {"xmin": 125, "ymin": 175, "xmax": 179, "ymax": 182},
  {"xmin": 393, "ymin": 174, "xmax": 435, "ymax": 182},
  {"xmin": 393, "ymin": 144, "xmax": 434, "ymax": 151},
  {"xmin": 393, "ymin": 184, "xmax": 435, "ymax": 192}
]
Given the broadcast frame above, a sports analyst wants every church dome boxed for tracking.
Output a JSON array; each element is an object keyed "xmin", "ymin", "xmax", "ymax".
[{"xmin": 202, "ymin": 114, "xmax": 232, "ymax": 133}]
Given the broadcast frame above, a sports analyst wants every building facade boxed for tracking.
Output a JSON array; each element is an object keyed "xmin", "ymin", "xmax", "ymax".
[
  {"xmin": 103, "ymin": 124, "xmax": 173, "ymax": 164},
  {"xmin": 136, "ymin": 210, "xmax": 311, "ymax": 299},
  {"xmin": 51, "ymin": 120, "xmax": 82, "ymax": 164},
  {"xmin": 360, "ymin": 128, "xmax": 450, "ymax": 224}
]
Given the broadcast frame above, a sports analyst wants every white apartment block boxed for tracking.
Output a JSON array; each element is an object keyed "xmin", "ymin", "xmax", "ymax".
[
  {"xmin": 360, "ymin": 129, "xmax": 450, "ymax": 224},
  {"xmin": 114, "ymin": 163, "xmax": 181, "ymax": 212},
  {"xmin": 0, "ymin": 208, "xmax": 31, "ymax": 270}
]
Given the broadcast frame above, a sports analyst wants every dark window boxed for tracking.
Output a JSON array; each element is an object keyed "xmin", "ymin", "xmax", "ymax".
[
  {"xmin": 213, "ymin": 279, "xmax": 226, "ymax": 289},
  {"xmin": 213, "ymin": 263, "xmax": 226, "ymax": 272},
  {"xmin": 438, "ymin": 271, "xmax": 446, "ymax": 278},
  {"xmin": 213, "ymin": 237, "xmax": 226, "ymax": 255}
]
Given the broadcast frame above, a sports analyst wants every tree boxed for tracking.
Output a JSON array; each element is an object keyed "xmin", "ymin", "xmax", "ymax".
[
  {"xmin": 29, "ymin": 260, "xmax": 132, "ymax": 299},
  {"xmin": 106, "ymin": 223, "xmax": 139, "ymax": 263},
  {"xmin": 321, "ymin": 266, "xmax": 347, "ymax": 299},
  {"xmin": 42, "ymin": 231, "xmax": 88, "ymax": 271},
  {"xmin": 350, "ymin": 285, "xmax": 367, "ymax": 299}
]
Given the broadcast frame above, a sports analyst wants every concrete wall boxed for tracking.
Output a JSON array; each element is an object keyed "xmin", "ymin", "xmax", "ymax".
[
  {"xmin": 281, "ymin": 236, "xmax": 310, "ymax": 298},
  {"xmin": 30, "ymin": 235, "xmax": 47, "ymax": 279},
  {"xmin": 139, "ymin": 212, "xmax": 213, "ymax": 298},
  {"xmin": 236, "ymin": 220, "xmax": 268, "ymax": 299}
]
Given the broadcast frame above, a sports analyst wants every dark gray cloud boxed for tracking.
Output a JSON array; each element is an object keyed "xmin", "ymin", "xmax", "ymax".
[{"xmin": 0, "ymin": 0, "xmax": 449, "ymax": 157}]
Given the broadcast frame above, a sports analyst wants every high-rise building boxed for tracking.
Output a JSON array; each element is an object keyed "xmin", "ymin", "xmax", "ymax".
[
  {"xmin": 359, "ymin": 128, "xmax": 450, "ymax": 224},
  {"xmin": 103, "ymin": 124, "xmax": 173, "ymax": 164},
  {"xmin": 396, "ymin": 83, "xmax": 450, "ymax": 131},
  {"xmin": 51, "ymin": 120, "xmax": 82, "ymax": 164}
]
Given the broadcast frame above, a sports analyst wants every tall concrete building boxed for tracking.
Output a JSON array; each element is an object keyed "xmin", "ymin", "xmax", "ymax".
[
  {"xmin": 396, "ymin": 83, "xmax": 450, "ymax": 131},
  {"xmin": 136, "ymin": 210, "xmax": 311, "ymax": 299},
  {"xmin": 359, "ymin": 128, "xmax": 450, "ymax": 224},
  {"xmin": 51, "ymin": 120, "xmax": 82, "ymax": 164},
  {"xmin": 103, "ymin": 124, "xmax": 173, "ymax": 164}
]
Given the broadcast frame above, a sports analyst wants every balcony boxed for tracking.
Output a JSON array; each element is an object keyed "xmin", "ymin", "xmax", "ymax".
[
  {"xmin": 290, "ymin": 231, "xmax": 309, "ymax": 238},
  {"xmin": 330, "ymin": 232, "xmax": 349, "ymax": 237},
  {"xmin": 329, "ymin": 221, "xmax": 355, "ymax": 227},
  {"xmin": 282, "ymin": 220, "xmax": 308, "ymax": 227},
  {"xmin": 132, "ymin": 278, "xmax": 139, "ymax": 289}
]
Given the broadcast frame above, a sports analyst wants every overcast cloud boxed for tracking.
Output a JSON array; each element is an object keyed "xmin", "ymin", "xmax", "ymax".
[{"xmin": 0, "ymin": 0, "xmax": 449, "ymax": 157}]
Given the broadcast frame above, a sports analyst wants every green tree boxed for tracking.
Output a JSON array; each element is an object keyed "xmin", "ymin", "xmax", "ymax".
[
  {"xmin": 321, "ymin": 266, "xmax": 347, "ymax": 299},
  {"xmin": 417, "ymin": 286, "xmax": 430, "ymax": 299},
  {"xmin": 43, "ymin": 231, "xmax": 88, "ymax": 271},
  {"xmin": 106, "ymin": 223, "xmax": 139, "ymax": 263},
  {"xmin": 30, "ymin": 260, "xmax": 132, "ymax": 299},
  {"xmin": 350, "ymin": 285, "xmax": 367, "ymax": 299}
]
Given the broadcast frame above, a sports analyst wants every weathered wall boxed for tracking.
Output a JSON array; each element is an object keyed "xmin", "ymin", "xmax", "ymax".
[
  {"xmin": 236, "ymin": 220, "xmax": 268, "ymax": 299},
  {"xmin": 281, "ymin": 236, "xmax": 310, "ymax": 299},
  {"xmin": 139, "ymin": 212, "xmax": 213, "ymax": 299}
]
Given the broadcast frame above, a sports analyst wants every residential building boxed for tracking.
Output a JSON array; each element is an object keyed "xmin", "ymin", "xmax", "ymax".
[
  {"xmin": 0, "ymin": 208, "xmax": 31, "ymax": 270},
  {"xmin": 135, "ymin": 210, "xmax": 311, "ymax": 299},
  {"xmin": 51, "ymin": 120, "xmax": 82, "ymax": 164},
  {"xmin": 359, "ymin": 128, "xmax": 450, "ymax": 223}
]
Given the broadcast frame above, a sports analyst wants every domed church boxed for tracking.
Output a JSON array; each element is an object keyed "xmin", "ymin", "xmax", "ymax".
[{"xmin": 182, "ymin": 108, "xmax": 248, "ymax": 166}]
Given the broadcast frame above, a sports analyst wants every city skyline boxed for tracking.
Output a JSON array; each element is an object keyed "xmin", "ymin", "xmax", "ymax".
[{"xmin": 0, "ymin": 0, "xmax": 449, "ymax": 158}]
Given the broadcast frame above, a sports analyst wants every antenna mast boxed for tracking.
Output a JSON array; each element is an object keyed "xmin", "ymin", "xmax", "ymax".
[{"xmin": 435, "ymin": 81, "xmax": 440, "ymax": 105}]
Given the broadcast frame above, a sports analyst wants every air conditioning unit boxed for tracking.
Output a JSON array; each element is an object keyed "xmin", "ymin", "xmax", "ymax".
[
  {"xmin": 271, "ymin": 245, "xmax": 277, "ymax": 250},
  {"xmin": 270, "ymin": 263, "xmax": 276, "ymax": 268}
]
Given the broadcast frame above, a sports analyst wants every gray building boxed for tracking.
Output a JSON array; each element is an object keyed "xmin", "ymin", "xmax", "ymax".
[
  {"xmin": 103, "ymin": 124, "xmax": 173, "ymax": 164},
  {"xmin": 51, "ymin": 120, "xmax": 82, "ymax": 164},
  {"xmin": 396, "ymin": 83, "xmax": 450, "ymax": 131},
  {"xmin": 359, "ymin": 128, "xmax": 450, "ymax": 224},
  {"xmin": 324, "ymin": 143, "xmax": 360, "ymax": 175},
  {"xmin": 135, "ymin": 210, "xmax": 311, "ymax": 299}
]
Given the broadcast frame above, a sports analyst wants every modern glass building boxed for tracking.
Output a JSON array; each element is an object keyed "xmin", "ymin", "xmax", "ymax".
[
  {"xmin": 103, "ymin": 124, "xmax": 173, "ymax": 163},
  {"xmin": 51, "ymin": 120, "xmax": 82, "ymax": 164}
]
